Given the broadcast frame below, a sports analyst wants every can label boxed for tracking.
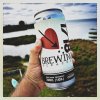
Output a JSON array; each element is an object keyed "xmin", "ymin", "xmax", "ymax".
[{"xmin": 35, "ymin": 18, "xmax": 74, "ymax": 83}]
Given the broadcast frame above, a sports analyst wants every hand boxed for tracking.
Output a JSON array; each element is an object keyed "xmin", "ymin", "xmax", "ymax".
[
  {"xmin": 12, "ymin": 39, "xmax": 75, "ymax": 97},
  {"xmin": 24, "ymin": 39, "xmax": 46, "ymax": 90},
  {"xmin": 24, "ymin": 39, "xmax": 75, "ymax": 90}
]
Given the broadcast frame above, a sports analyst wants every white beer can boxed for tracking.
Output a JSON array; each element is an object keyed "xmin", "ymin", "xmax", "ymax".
[{"xmin": 34, "ymin": 8, "xmax": 75, "ymax": 90}]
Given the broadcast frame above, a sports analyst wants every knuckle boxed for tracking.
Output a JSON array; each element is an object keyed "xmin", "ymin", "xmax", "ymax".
[
  {"xmin": 30, "ymin": 47, "xmax": 39, "ymax": 54},
  {"xmin": 30, "ymin": 48, "xmax": 36, "ymax": 53}
]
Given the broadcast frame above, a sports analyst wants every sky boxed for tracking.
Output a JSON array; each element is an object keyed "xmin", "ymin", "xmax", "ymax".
[{"xmin": 3, "ymin": 3, "xmax": 97, "ymax": 25}]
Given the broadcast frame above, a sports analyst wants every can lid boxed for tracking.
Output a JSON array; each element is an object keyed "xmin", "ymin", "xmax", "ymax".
[{"xmin": 34, "ymin": 8, "xmax": 62, "ymax": 18}]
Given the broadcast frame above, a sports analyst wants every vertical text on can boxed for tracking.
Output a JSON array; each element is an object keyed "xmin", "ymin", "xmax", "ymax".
[{"xmin": 34, "ymin": 8, "xmax": 75, "ymax": 90}]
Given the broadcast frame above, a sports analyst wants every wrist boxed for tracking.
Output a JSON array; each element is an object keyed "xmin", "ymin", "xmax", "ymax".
[{"xmin": 23, "ymin": 75, "xmax": 41, "ymax": 93}]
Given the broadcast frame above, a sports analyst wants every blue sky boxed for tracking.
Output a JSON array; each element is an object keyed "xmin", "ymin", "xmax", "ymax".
[{"xmin": 3, "ymin": 3, "xmax": 97, "ymax": 25}]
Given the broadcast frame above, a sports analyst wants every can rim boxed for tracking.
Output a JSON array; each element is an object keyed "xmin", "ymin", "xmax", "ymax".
[{"xmin": 34, "ymin": 8, "xmax": 62, "ymax": 18}]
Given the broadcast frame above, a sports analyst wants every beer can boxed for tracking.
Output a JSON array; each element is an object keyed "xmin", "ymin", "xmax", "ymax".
[{"xmin": 34, "ymin": 8, "xmax": 75, "ymax": 90}]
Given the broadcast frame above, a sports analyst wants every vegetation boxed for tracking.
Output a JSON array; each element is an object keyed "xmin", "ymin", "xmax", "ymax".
[
  {"xmin": 3, "ymin": 39, "xmax": 97, "ymax": 97},
  {"xmin": 3, "ymin": 55, "xmax": 27, "ymax": 96},
  {"xmin": 89, "ymin": 32, "xmax": 97, "ymax": 41},
  {"xmin": 3, "ymin": 74, "xmax": 21, "ymax": 97},
  {"xmin": 3, "ymin": 35, "xmax": 36, "ymax": 46},
  {"xmin": 3, "ymin": 20, "xmax": 34, "ymax": 33},
  {"xmin": 89, "ymin": 32, "xmax": 97, "ymax": 35},
  {"xmin": 90, "ymin": 28, "xmax": 97, "ymax": 31}
]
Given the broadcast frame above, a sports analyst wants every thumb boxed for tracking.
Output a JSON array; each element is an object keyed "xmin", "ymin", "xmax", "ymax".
[{"xmin": 29, "ymin": 39, "xmax": 42, "ymax": 66}]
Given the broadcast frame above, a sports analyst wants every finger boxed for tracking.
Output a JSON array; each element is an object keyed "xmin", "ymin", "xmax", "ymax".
[
  {"xmin": 29, "ymin": 39, "xmax": 42, "ymax": 66},
  {"xmin": 72, "ymin": 58, "xmax": 75, "ymax": 64},
  {"xmin": 69, "ymin": 50, "xmax": 74, "ymax": 57}
]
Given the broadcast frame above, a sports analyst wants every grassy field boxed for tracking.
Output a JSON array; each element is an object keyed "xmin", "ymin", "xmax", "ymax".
[{"xmin": 3, "ymin": 39, "xmax": 97, "ymax": 97}]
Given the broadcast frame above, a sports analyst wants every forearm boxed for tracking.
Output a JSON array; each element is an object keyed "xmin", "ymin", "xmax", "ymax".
[
  {"xmin": 11, "ymin": 77, "xmax": 40, "ymax": 97},
  {"xmin": 11, "ymin": 39, "xmax": 45, "ymax": 97}
]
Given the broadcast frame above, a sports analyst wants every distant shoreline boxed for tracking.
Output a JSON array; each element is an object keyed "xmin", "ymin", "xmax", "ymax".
[
  {"xmin": 3, "ymin": 22, "xmax": 34, "ymax": 33},
  {"xmin": 66, "ymin": 18, "xmax": 97, "ymax": 22},
  {"xmin": 3, "ymin": 35, "xmax": 36, "ymax": 46},
  {"xmin": 3, "ymin": 18, "xmax": 97, "ymax": 33},
  {"xmin": 4, "ymin": 33, "xmax": 97, "ymax": 46}
]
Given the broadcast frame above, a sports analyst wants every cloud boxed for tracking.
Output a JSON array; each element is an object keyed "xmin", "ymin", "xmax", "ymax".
[
  {"xmin": 89, "ymin": 3, "xmax": 97, "ymax": 7},
  {"xmin": 73, "ymin": 3, "xmax": 90, "ymax": 6},
  {"xmin": 56, "ymin": 3, "xmax": 73, "ymax": 7},
  {"xmin": 63, "ymin": 3, "xmax": 97, "ymax": 20},
  {"xmin": 87, "ymin": 10, "xmax": 97, "ymax": 14},
  {"xmin": 3, "ymin": 12, "xmax": 10, "ymax": 15},
  {"xmin": 21, "ymin": 8, "xmax": 27, "ymax": 10},
  {"xmin": 21, "ymin": 3, "xmax": 44, "ymax": 5},
  {"xmin": 28, "ymin": 10, "xmax": 33, "ymax": 12},
  {"xmin": 3, "ymin": 3, "xmax": 97, "ymax": 25},
  {"xmin": 56, "ymin": 3, "xmax": 91, "ymax": 7},
  {"xmin": 3, "ymin": 6, "xmax": 13, "ymax": 10},
  {"xmin": 72, "ymin": 10, "xmax": 83, "ymax": 13}
]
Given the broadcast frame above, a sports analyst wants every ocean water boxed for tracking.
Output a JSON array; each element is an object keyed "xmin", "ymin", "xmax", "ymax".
[
  {"xmin": 67, "ymin": 19, "xmax": 97, "ymax": 40},
  {"xmin": 3, "ymin": 18, "xmax": 97, "ymax": 57}
]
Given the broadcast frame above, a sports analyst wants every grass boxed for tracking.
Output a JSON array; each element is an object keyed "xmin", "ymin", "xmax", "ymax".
[
  {"xmin": 3, "ymin": 39, "xmax": 97, "ymax": 97},
  {"xmin": 3, "ymin": 74, "xmax": 21, "ymax": 97}
]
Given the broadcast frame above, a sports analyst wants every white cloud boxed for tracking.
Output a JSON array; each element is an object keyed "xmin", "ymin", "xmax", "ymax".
[
  {"xmin": 3, "ymin": 3, "xmax": 97, "ymax": 25},
  {"xmin": 62, "ymin": 4, "xmax": 96, "ymax": 20}
]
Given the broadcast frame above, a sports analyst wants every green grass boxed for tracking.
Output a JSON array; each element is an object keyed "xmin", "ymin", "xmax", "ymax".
[
  {"xmin": 3, "ymin": 74, "xmax": 21, "ymax": 97},
  {"xmin": 3, "ymin": 39, "xmax": 97, "ymax": 97}
]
